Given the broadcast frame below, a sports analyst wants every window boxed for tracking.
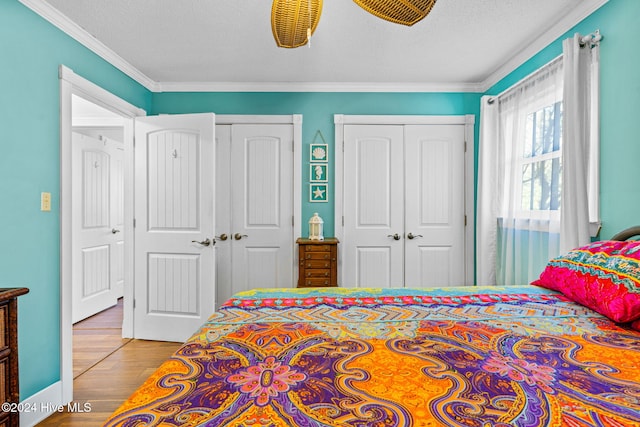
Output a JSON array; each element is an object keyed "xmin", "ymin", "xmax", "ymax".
[{"xmin": 520, "ymin": 101, "xmax": 562, "ymax": 214}]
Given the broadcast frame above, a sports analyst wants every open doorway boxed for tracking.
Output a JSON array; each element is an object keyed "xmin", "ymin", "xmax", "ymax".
[
  {"xmin": 70, "ymin": 95, "xmax": 128, "ymax": 377},
  {"xmin": 59, "ymin": 65, "xmax": 145, "ymax": 403}
]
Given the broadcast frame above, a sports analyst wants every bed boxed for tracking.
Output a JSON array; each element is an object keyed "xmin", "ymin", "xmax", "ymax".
[{"xmin": 104, "ymin": 229, "xmax": 640, "ymax": 427}]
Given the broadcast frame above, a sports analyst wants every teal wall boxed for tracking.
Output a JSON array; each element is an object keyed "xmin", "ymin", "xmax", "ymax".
[
  {"xmin": 0, "ymin": 1, "xmax": 151, "ymax": 399},
  {"xmin": 151, "ymin": 92, "xmax": 481, "ymax": 235},
  {"xmin": 486, "ymin": 0, "xmax": 640, "ymax": 240},
  {"xmin": 2, "ymin": 0, "xmax": 638, "ymax": 406}
]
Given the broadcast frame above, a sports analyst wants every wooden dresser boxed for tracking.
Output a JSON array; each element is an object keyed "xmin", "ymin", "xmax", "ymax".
[
  {"xmin": 0, "ymin": 288, "xmax": 29, "ymax": 427},
  {"xmin": 296, "ymin": 238, "xmax": 339, "ymax": 288}
]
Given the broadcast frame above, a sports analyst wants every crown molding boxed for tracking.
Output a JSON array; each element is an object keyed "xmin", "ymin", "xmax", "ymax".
[
  {"xmin": 479, "ymin": 0, "xmax": 609, "ymax": 92},
  {"xmin": 155, "ymin": 81, "xmax": 484, "ymax": 93},
  {"xmin": 19, "ymin": 0, "xmax": 159, "ymax": 92}
]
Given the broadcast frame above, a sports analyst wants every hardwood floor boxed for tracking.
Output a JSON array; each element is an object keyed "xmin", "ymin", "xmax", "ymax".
[
  {"xmin": 72, "ymin": 299, "xmax": 131, "ymax": 379},
  {"xmin": 36, "ymin": 300, "xmax": 182, "ymax": 427}
]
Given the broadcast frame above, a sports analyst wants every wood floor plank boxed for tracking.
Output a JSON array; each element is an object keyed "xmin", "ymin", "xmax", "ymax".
[{"xmin": 72, "ymin": 330, "xmax": 131, "ymax": 378}]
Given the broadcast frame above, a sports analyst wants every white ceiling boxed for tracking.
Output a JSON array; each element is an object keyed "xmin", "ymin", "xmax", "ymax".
[{"xmin": 27, "ymin": 0, "xmax": 607, "ymax": 92}]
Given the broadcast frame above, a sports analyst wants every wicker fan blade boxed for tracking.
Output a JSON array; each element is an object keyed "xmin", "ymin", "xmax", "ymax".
[
  {"xmin": 353, "ymin": 0, "xmax": 437, "ymax": 26},
  {"xmin": 272, "ymin": 0, "xmax": 323, "ymax": 48}
]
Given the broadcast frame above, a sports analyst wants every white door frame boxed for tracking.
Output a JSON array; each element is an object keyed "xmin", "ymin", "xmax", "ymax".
[
  {"xmin": 59, "ymin": 65, "xmax": 145, "ymax": 403},
  {"xmin": 334, "ymin": 114, "xmax": 475, "ymax": 286}
]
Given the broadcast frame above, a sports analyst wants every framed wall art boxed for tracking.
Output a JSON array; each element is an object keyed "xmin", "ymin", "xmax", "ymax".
[
  {"xmin": 309, "ymin": 184, "xmax": 328, "ymax": 202},
  {"xmin": 310, "ymin": 143, "xmax": 328, "ymax": 162},
  {"xmin": 310, "ymin": 163, "xmax": 328, "ymax": 182}
]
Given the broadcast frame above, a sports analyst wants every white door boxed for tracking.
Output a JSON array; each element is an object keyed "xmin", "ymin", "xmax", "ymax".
[
  {"xmin": 342, "ymin": 124, "xmax": 466, "ymax": 287},
  {"xmin": 71, "ymin": 132, "xmax": 123, "ymax": 323},
  {"xmin": 216, "ymin": 124, "xmax": 294, "ymax": 304},
  {"xmin": 215, "ymin": 125, "xmax": 233, "ymax": 305},
  {"xmin": 111, "ymin": 141, "xmax": 125, "ymax": 298},
  {"xmin": 343, "ymin": 125, "xmax": 404, "ymax": 287},
  {"xmin": 404, "ymin": 125, "xmax": 465, "ymax": 286},
  {"xmin": 134, "ymin": 113, "xmax": 215, "ymax": 342}
]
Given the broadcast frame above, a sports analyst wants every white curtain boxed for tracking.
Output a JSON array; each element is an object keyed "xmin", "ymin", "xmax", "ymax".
[
  {"xmin": 560, "ymin": 33, "xmax": 600, "ymax": 253},
  {"xmin": 477, "ymin": 58, "xmax": 564, "ymax": 286},
  {"xmin": 476, "ymin": 96, "xmax": 498, "ymax": 285},
  {"xmin": 477, "ymin": 33, "xmax": 601, "ymax": 285}
]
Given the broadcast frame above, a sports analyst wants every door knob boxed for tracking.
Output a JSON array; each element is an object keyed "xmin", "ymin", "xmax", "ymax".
[
  {"xmin": 387, "ymin": 233, "xmax": 401, "ymax": 240},
  {"xmin": 407, "ymin": 233, "xmax": 423, "ymax": 240},
  {"xmin": 234, "ymin": 233, "xmax": 248, "ymax": 240},
  {"xmin": 191, "ymin": 238, "xmax": 212, "ymax": 246},
  {"xmin": 216, "ymin": 234, "xmax": 228, "ymax": 241},
  {"xmin": 111, "ymin": 228, "xmax": 120, "ymax": 234}
]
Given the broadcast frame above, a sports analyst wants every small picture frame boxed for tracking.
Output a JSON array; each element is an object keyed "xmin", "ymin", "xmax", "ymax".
[
  {"xmin": 310, "ymin": 143, "xmax": 328, "ymax": 162},
  {"xmin": 309, "ymin": 164, "xmax": 328, "ymax": 182},
  {"xmin": 309, "ymin": 184, "xmax": 328, "ymax": 202}
]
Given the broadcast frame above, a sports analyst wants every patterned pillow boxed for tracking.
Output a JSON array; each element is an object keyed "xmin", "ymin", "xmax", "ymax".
[{"xmin": 532, "ymin": 240, "xmax": 640, "ymax": 323}]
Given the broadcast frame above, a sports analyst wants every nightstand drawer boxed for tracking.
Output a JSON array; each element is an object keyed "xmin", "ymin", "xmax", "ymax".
[
  {"xmin": 302, "ymin": 278, "xmax": 334, "ymax": 287},
  {"xmin": 303, "ymin": 260, "xmax": 331, "ymax": 269},
  {"xmin": 0, "ymin": 305, "xmax": 6, "ymax": 351},
  {"xmin": 305, "ymin": 269, "xmax": 331, "ymax": 278},
  {"xmin": 305, "ymin": 244, "xmax": 332, "ymax": 252},
  {"xmin": 0, "ymin": 356, "xmax": 6, "ymax": 404},
  {"xmin": 304, "ymin": 252, "xmax": 331, "ymax": 260}
]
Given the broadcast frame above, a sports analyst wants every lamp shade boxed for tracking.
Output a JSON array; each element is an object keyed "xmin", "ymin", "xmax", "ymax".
[
  {"xmin": 271, "ymin": 0, "xmax": 323, "ymax": 48},
  {"xmin": 353, "ymin": 0, "xmax": 437, "ymax": 26}
]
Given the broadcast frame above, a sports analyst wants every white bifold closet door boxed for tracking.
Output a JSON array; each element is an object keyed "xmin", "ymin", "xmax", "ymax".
[{"xmin": 343, "ymin": 124, "xmax": 465, "ymax": 287}]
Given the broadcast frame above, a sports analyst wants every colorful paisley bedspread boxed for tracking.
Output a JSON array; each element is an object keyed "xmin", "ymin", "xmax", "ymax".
[{"xmin": 104, "ymin": 286, "xmax": 640, "ymax": 426}]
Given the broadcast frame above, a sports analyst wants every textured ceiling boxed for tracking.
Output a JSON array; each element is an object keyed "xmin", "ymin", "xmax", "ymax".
[{"xmin": 39, "ymin": 0, "xmax": 603, "ymax": 90}]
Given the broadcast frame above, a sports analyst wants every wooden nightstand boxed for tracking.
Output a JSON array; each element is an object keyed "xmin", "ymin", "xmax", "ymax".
[
  {"xmin": 0, "ymin": 287, "xmax": 29, "ymax": 427},
  {"xmin": 296, "ymin": 238, "xmax": 339, "ymax": 288}
]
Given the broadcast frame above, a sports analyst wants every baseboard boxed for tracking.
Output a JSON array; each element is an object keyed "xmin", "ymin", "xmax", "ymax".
[{"xmin": 19, "ymin": 381, "xmax": 63, "ymax": 427}]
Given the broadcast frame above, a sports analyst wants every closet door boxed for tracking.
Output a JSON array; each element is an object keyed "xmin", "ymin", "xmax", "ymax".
[
  {"xmin": 343, "ymin": 125, "xmax": 404, "ymax": 287},
  {"xmin": 215, "ymin": 125, "xmax": 233, "ymax": 304},
  {"xmin": 216, "ymin": 123, "xmax": 295, "ymax": 306},
  {"xmin": 404, "ymin": 125, "xmax": 466, "ymax": 286},
  {"xmin": 231, "ymin": 124, "xmax": 294, "ymax": 293}
]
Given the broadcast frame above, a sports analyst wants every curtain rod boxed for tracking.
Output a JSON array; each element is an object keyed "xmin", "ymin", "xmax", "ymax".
[
  {"xmin": 580, "ymin": 29, "xmax": 603, "ymax": 48},
  {"xmin": 487, "ymin": 29, "xmax": 603, "ymax": 105}
]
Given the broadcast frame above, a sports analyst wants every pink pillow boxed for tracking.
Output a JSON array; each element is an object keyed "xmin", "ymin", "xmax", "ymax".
[{"xmin": 532, "ymin": 240, "xmax": 640, "ymax": 323}]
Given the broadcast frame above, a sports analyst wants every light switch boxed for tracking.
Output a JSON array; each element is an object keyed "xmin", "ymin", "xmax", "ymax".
[{"xmin": 41, "ymin": 192, "xmax": 51, "ymax": 212}]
